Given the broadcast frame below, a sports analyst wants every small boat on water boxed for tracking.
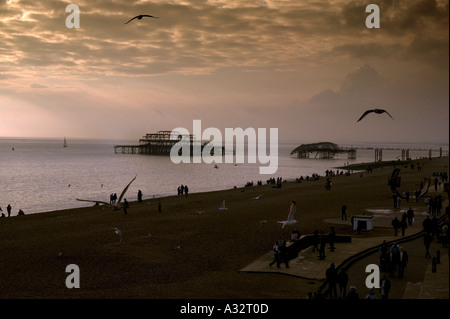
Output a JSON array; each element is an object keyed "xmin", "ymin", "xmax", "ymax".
[{"xmin": 63, "ymin": 137, "xmax": 68, "ymax": 147}]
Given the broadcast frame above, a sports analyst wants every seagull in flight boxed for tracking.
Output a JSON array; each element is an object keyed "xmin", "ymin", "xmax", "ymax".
[
  {"xmin": 251, "ymin": 194, "xmax": 263, "ymax": 200},
  {"xmin": 277, "ymin": 200, "xmax": 297, "ymax": 229},
  {"xmin": 76, "ymin": 175, "xmax": 137, "ymax": 211},
  {"xmin": 125, "ymin": 14, "xmax": 159, "ymax": 24},
  {"xmin": 357, "ymin": 109, "xmax": 395, "ymax": 122},
  {"xmin": 219, "ymin": 200, "xmax": 228, "ymax": 211},
  {"xmin": 112, "ymin": 227, "xmax": 123, "ymax": 242}
]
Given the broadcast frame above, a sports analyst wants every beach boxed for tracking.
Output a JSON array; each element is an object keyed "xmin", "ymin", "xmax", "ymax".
[{"xmin": 0, "ymin": 156, "xmax": 448, "ymax": 299}]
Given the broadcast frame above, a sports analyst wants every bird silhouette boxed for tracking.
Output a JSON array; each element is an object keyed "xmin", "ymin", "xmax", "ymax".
[
  {"xmin": 125, "ymin": 14, "xmax": 159, "ymax": 24},
  {"xmin": 357, "ymin": 109, "xmax": 395, "ymax": 122},
  {"xmin": 76, "ymin": 175, "xmax": 137, "ymax": 211}
]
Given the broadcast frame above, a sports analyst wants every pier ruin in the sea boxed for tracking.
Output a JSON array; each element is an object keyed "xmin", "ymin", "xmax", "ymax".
[
  {"xmin": 114, "ymin": 131, "xmax": 226, "ymax": 156},
  {"xmin": 290, "ymin": 142, "xmax": 444, "ymax": 162},
  {"xmin": 114, "ymin": 131, "xmax": 194, "ymax": 155}
]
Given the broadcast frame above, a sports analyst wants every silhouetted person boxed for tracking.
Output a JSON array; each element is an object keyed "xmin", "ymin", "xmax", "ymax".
[
  {"xmin": 346, "ymin": 286, "xmax": 359, "ymax": 300},
  {"xmin": 400, "ymin": 219, "xmax": 408, "ymax": 236},
  {"xmin": 329, "ymin": 227, "xmax": 336, "ymax": 252},
  {"xmin": 123, "ymin": 199, "xmax": 129, "ymax": 215},
  {"xmin": 318, "ymin": 231, "xmax": 326, "ymax": 260},
  {"xmin": 269, "ymin": 242, "xmax": 280, "ymax": 268},
  {"xmin": 138, "ymin": 190, "xmax": 143, "ymax": 202},
  {"xmin": 341, "ymin": 205, "xmax": 347, "ymax": 220},
  {"xmin": 380, "ymin": 275, "xmax": 391, "ymax": 299},
  {"xmin": 406, "ymin": 207, "xmax": 414, "ymax": 226},
  {"xmin": 326, "ymin": 263, "xmax": 338, "ymax": 299},
  {"xmin": 7, "ymin": 204, "xmax": 12, "ymax": 217},
  {"xmin": 312, "ymin": 230, "xmax": 319, "ymax": 252},
  {"xmin": 391, "ymin": 217, "xmax": 400, "ymax": 236},
  {"xmin": 338, "ymin": 268, "xmax": 349, "ymax": 299},
  {"xmin": 277, "ymin": 241, "xmax": 289, "ymax": 268}
]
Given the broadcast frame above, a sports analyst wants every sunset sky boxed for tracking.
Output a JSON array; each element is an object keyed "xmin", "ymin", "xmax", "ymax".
[{"xmin": 0, "ymin": 0, "xmax": 448, "ymax": 144}]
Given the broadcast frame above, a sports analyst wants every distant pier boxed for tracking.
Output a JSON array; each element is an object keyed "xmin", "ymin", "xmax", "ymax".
[
  {"xmin": 291, "ymin": 142, "xmax": 445, "ymax": 162},
  {"xmin": 114, "ymin": 131, "xmax": 226, "ymax": 156}
]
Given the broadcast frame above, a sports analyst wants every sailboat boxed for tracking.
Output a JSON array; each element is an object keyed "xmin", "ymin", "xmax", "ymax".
[{"xmin": 63, "ymin": 137, "xmax": 68, "ymax": 147}]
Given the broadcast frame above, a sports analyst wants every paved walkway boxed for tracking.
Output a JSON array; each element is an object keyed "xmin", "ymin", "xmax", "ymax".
[
  {"xmin": 345, "ymin": 235, "xmax": 448, "ymax": 299},
  {"xmin": 239, "ymin": 205, "xmax": 449, "ymax": 299},
  {"xmin": 239, "ymin": 236, "xmax": 400, "ymax": 280}
]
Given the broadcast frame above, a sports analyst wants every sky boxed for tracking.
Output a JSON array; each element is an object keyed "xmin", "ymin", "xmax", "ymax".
[{"xmin": 0, "ymin": 0, "xmax": 449, "ymax": 144}]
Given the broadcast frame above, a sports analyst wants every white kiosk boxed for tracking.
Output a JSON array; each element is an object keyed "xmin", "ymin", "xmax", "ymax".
[{"xmin": 351, "ymin": 215, "xmax": 373, "ymax": 231}]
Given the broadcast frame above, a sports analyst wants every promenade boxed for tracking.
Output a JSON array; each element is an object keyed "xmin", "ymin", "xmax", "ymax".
[{"xmin": 240, "ymin": 204, "xmax": 449, "ymax": 299}]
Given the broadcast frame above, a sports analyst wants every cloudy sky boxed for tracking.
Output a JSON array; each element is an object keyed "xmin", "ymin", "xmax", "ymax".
[{"xmin": 0, "ymin": 0, "xmax": 448, "ymax": 144}]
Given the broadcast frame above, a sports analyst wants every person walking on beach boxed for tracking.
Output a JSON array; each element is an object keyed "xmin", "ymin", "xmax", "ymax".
[
  {"xmin": 329, "ymin": 227, "xmax": 336, "ymax": 252},
  {"xmin": 341, "ymin": 205, "xmax": 347, "ymax": 221},
  {"xmin": 407, "ymin": 207, "xmax": 415, "ymax": 226},
  {"xmin": 123, "ymin": 199, "xmax": 129, "ymax": 215},
  {"xmin": 379, "ymin": 240, "xmax": 389, "ymax": 272},
  {"xmin": 398, "ymin": 247, "xmax": 408, "ymax": 278},
  {"xmin": 400, "ymin": 218, "xmax": 408, "ymax": 236},
  {"xmin": 325, "ymin": 263, "xmax": 338, "ymax": 299},
  {"xmin": 7, "ymin": 204, "xmax": 11, "ymax": 217},
  {"xmin": 318, "ymin": 231, "xmax": 326, "ymax": 260},
  {"xmin": 269, "ymin": 242, "xmax": 280, "ymax": 268},
  {"xmin": 380, "ymin": 274, "xmax": 391, "ymax": 299},
  {"xmin": 391, "ymin": 217, "xmax": 400, "ymax": 236},
  {"xmin": 312, "ymin": 230, "xmax": 319, "ymax": 252},
  {"xmin": 138, "ymin": 190, "xmax": 143, "ymax": 203},
  {"xmin": 338, "ymin": 268, "xmax": 349, "ymax": 299},
  {"xmin": 424, "ymin": 232, "xmax": 432, "ymax": 258},
  {"xmin": 277, "ymin": 241, "xmax": 289, "ymax": 269},
  {"xmin": 184, "ymin": 185, "xmax": 189, "ymax": 197}
]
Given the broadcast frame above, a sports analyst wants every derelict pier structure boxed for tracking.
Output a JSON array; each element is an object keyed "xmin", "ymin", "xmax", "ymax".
[{"xmin": 290, "ymin": 142, "xmax": 444, "ymax": 162}]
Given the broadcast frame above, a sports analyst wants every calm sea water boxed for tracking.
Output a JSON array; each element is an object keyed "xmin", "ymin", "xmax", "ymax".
[{"xmin": 0, "ymin": 137, "xmax": 447, "ymax": 215}]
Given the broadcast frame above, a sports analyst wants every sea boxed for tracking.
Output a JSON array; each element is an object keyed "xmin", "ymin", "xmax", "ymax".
[{"xmin": 0, "ymin": 137, "xmax": 447, "ymax": 216}]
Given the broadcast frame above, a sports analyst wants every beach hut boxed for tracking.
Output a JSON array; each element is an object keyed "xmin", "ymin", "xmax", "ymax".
[{"xmin": 351, "ymin": 216, "xmax": 373, "ymax": 231}]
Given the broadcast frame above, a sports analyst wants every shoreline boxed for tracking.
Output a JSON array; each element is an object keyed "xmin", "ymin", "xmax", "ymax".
[
  {"xmin": 4, "ymin": 155, "xmax": 447, "ymax": 218},
  {"xmin": 0, "ymin": 156, "xmax": 448, "ymax": 298}
]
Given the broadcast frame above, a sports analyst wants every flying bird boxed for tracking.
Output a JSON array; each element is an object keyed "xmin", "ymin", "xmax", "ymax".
[
  {"xmin": 219, "ymin": 200, "xmax": 228, "ymax": 211},
  {"xmin": 357, "ymin": 109, "xmax": 395, "ymax": 122},
  {"xmin": 76, "ymin": 175, "xmax": 137, "ymax": 211},
  {"xmin": 277, "ymin": 200, "xmax": 297, "ymax": 229},
  {"xmin": 112, "ymin": 227, "xmax": 123, "ymax": 242},
  {"xmin": 125, "ymin": 14, "xmax": 159, "ymax": 24},
  {"xmin": 251, "ymin": 194, "xmax": 263, "ymax": 200}
]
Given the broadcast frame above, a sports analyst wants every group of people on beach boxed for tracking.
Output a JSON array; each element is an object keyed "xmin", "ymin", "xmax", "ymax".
[
  {"xmin": 109, "ymin": 193, "xmax": 118, "ymax": 205},
  {"xmin": 0, "ymin": 204, "xmax": 24, "ymax": 218},
  {"xmin": 177, "ymin": 184, "xmax": 189, "ymax": 196}
]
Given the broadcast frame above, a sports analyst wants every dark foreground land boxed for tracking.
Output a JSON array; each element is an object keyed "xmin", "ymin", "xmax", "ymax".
[{"xmin": 0, "ymin": 157, "xmax": 448, "ymax": 299}]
